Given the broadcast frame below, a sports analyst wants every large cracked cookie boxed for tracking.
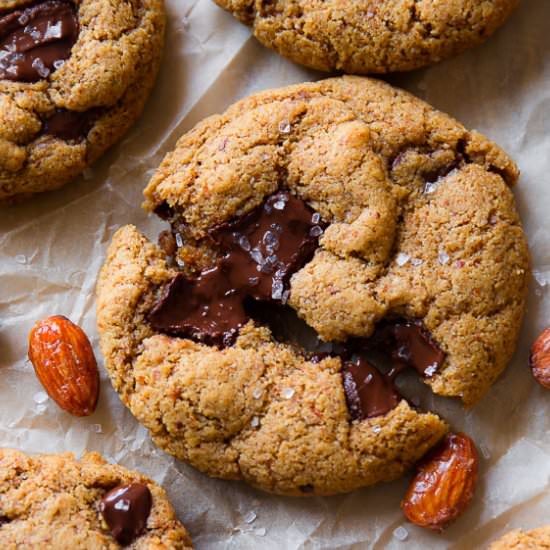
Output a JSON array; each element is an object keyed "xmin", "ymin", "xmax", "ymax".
[
  {"xmin": 0, "ymin": 0, "xmax": 165, "ymax": 203},
  {"xmin": 0, "ymin": 448, "xmax": 193, "ymax": 548},
  {"xmin": 489, "ymin": 527, "xmax": 550, "ymax": 549},
  {"xmin": 213, "ymin": 0, "xmax": 519, "ymax": 74},
  {"xmin": 96, "ymin": 76, "xmax": 529, "ymax": 496}
]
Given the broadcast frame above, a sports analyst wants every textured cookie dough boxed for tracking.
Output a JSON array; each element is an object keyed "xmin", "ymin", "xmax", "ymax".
[
  {"xmin": 97, "ymin": 76, "xmax": 529, "ymax": 496},
  {"xmin": 0, "ymin": 0, "xmax": 165, "ymax": 203},
  {"xmin": 0, "ymin": 448, "xmax": 193, "ymax": 549},
  {"xmin": 214, "ymin": 0, "xmax": 520, "ymax": 74},
  {"xmin": 489, "ymin": 527, "xmax": 550, "ymax": 549}
]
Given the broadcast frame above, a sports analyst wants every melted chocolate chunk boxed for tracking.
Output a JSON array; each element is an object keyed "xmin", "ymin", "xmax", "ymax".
[
  {"xmin": 149, "ymin": 192, "xmax": 323, "ymax": 346},
  {"xmin": 100, "ymin": 483, "xmax": 152, "ymax": 546},
  {"xmin": 42, "ymin": 108, "xmax": 96, "ymax": 140},
  {"xmin": 383, "ymin": 320, "xmax": 445, "ymax": 378},
  {"xmin": 342, "ymin": 357, "xmax": 401, "ymax": 420},
  {"xmin": 0, "ymin": 0, "xmax": 78, "ymax": 82}
]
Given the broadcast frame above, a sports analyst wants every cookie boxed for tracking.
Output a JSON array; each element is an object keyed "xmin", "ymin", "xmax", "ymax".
[
  {"xmin": 489, "ymin": 527, "xmax": 550, "ymax": 549},
  {"xmin": 96, "ymin": 76, "xmax": 529, "ymax": 496},
  {"xmin": 213, "ymin": 0, "xmax": 519, "ymax": 74},
  {"xmin": 0, "ymin": 0, "xmax": 165, "ymax": 203},
  {"xmin": 0, "ymin": 448, "xmax": 193, "ymax": 548}
]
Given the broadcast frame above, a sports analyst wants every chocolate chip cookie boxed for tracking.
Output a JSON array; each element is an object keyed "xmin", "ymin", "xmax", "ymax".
[
  {"xmin": 489, "ymin": 527, "xmax": 550, "ymax": 549},
  {"xmin": 0, "ymin": 0, "xmax": 165, "ymax": 203},
  {"xmin": 213, "ymin": 0, "xmax": 519, "ymax": 74},
  {"xmin": 96, "ymin": 76, "xmax": 529, "ymax": 496},
  {"xmin": 0, "ymin": 448, "xmax": 193, "ymax": 548}
]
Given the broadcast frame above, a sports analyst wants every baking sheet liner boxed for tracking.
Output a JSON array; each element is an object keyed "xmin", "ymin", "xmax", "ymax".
[{"xmin": 2, "ymin": 0, "xmax": 550, "ymax": 548}]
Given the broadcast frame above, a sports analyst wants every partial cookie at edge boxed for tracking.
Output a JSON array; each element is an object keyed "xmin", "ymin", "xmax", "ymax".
[
  {"xmin": 0, "ymin": 448, "xmax": 193, "ymax": 549},
  {"xmin": 213, "ymin": 0, "xmax": 520, "ymax": 74}
]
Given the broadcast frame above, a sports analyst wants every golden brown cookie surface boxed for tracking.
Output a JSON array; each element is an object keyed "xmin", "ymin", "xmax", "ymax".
[
  {"xmin": 0, "ymin": 0, "xmax": 165, "ymax": 202},
  {"xmin": 214, "ymin": 0, "xmax": 519, "ymax": 74},
  {"xmin": 0, "ymin": 448, "xmax": 193, "ymax": 548},
  {"xmin": 97, "ymin": 76, "xmax": 529, "ymax": 496},
  {"xmin": 489, "ymin": 527, "xmax": 550, "ymax": 549}
]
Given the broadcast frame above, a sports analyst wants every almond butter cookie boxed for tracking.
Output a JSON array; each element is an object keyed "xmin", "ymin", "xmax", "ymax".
[
  {"xmin": 96, "ymin": 76, "xmax": 529, "ymax": 496},
  {"xmin": 489, "ymin": 527, "xmax": 550, "ymax": 549},
  {"xmin": 0, "ymin": 0, "xmax": 165, "ymax": 203},
  {"xmin": 0, "ymin": 448, "xmax": 193, "ymax": 548},
  {"xmin": 213, "ymin": 0, "xmax": 519, "ymax": 74}
]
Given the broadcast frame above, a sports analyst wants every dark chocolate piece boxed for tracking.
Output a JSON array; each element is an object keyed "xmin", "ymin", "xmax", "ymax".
[
  {"xmin": 100, "ymin": 483, "xmax": 152, "ymax": 546},
  {"xmin": 386, "ymin": 320, "xmax": 445, "ymax": 378},
  {"xmin": 42, "ymin": 108, "xmax": 96, "ymax": 141},
  {"xmin": 0, "ymin": 0, "xmax": 78, "ymax": 82},
  {"xmin": 149, "ymin": 191, "xmax": 323, "ymax": 346},
  {"xmin": 342, "ymin": 357, "xmax": 401, "ymax": 420},
  {"xmin": 299, "ymin": 484, "xmax": 314, "ymax": 494}
]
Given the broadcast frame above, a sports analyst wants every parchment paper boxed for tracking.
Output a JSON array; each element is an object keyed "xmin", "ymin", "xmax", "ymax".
[{"xmin": 1, "ymin": 1, "xmax": 550, "ymax": 548}]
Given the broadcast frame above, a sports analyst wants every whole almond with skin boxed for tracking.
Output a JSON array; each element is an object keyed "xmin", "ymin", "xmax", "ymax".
[
  {"xmin": 530, "ymin": 327, "xmax": 550, "ymax": 389},
  {"xmin": 28, "ymin": 315, "xmax": 99, "ymax": 416},
  {"xmin": 401, "ymin": 433, "xmax": 479, "ymax": 532}
]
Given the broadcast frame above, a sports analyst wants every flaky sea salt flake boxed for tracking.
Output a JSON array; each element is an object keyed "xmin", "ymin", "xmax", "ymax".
[
  {"xmin": 393, "ymin": 526, "xmax": 409, "ymax": 541},
  {"xmin": 278, "ymin": 120, "xmax": 291, "ymax": 134},
  {"xmin": 33, "ymin": 391, "xmax": 48, "ymax": 404},
  {"xmin": 243, "ymin": 511, "xmax": 257, "ymax": 524},
  {"xmin": 282, "ymin": 387, "xmax": 295, "ymax": 399},
  {"xmin": 396, "ymin": 252, "xmax": 410, "ymax": 266},
  {"xmin": 252, "ymin": 387, "xmax": 263, "ymax": 399},
  {"xmin": 438, "ymin": 250, "xmax": 450, "ymax": 265}
]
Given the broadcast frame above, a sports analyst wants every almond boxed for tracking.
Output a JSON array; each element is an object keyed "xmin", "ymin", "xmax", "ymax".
[
  {"xmin": 401, "ymin": 433, "xmax": 479, "ymax": 531},
  {"xmin": 530, "ymin": 327, "xmax": 550, "ymax": 389},
  {"xmin": 28, "ymin": 315, "xmax": 99, "ymax": 416}
]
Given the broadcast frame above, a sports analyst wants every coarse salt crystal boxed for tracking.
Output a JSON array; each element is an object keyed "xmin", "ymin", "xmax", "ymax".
[
  {"xmin": 533, "ymin": 271, "xmax": 550, "ymax": 288},
  {"xmin": 254, "ymin": 527, "xmax": 267, "ymax": 537},
  {"xmin": 411, "ymin": 257, "xmax": 423, "ymax": 266},
  {"xmin": 309, "ymin": 225, "xmax": 323, "ymax": 237},
  {"xmin": 252, "ymin": 387, "xmax": 263, "ymax": 399},
  {"xmin": 271, "ymin": 280, "xmax": 284, "ymax": 300},
  {"xmin": 278, "ymin": 120, "xmax": 291, "ymax": 134},
  {"xmin": 91, "ymin": 423, "xmax": 103, "ymax": 433},
  {"xmin": 243, "ymin": 511, "xmax": 257, "ymax": 524},
  {"xmin": 393, "ymin": 526, "xmax": 409, "ymax": 541},
  {"xmin": 251, "ymin": 416, "xmax": 260, "ymax": 428},
  {"xmin": 31, "ymin": 57, "xmax": 50, "ymax": 78},
  {"xmin": 396, "ymin": 252, "xmax": 410, "ymax": 266},
  {"xmin": 15, "ymin": 254, "xmax": 27, "ymax": 264},
  {"xmin": 53, "ymin": 59, "xmax": 65, "ymax": 70},
  {"xmin": 424, "ymin": 364, "xmax": 437, "ymax": 377},
  {"xmin": 33, "ymin": 391, "xmax": 48, "ymax": 404},
  {"xmin": 372, "ymin": 425, "xmax": 381, "ymax": 434},
  {"xmin": 114, "ymin": 500, "xmax": 130, "ymax": 512},
  {"xmin": 250, "ymin": 248, "xmax": 264, "ymax": 265},
  {"xmin": 424, "ymin": 181, "xmax": 440, "ymax": 194},
  {"xmin": 238, "ymin": 235, "xmax": 251, "ymax": 251},
  {"xmin": 282, "ymin": 387, "xmax": 295, "ymax": 399},
  {"xmin": 44, "ymin": 21, "xmax": 63, "ymax": 39},
  {"xmin": 175, "ymin": 233, "xmax": 184, "ymax": 248},
  {"xmin": 479, "ymin": 444, "xmax": 491, "ymax": 460},
  {"xmin": 273, "ymin": 200, "xmax": 286, "ymax": 210},
  {"xmin": 311, "ymin": 213, "xmax": 321, "ymax": 224},
  {"xmin": 438, "ymin": 251, "xmax": 450, "ymax": 265}
]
